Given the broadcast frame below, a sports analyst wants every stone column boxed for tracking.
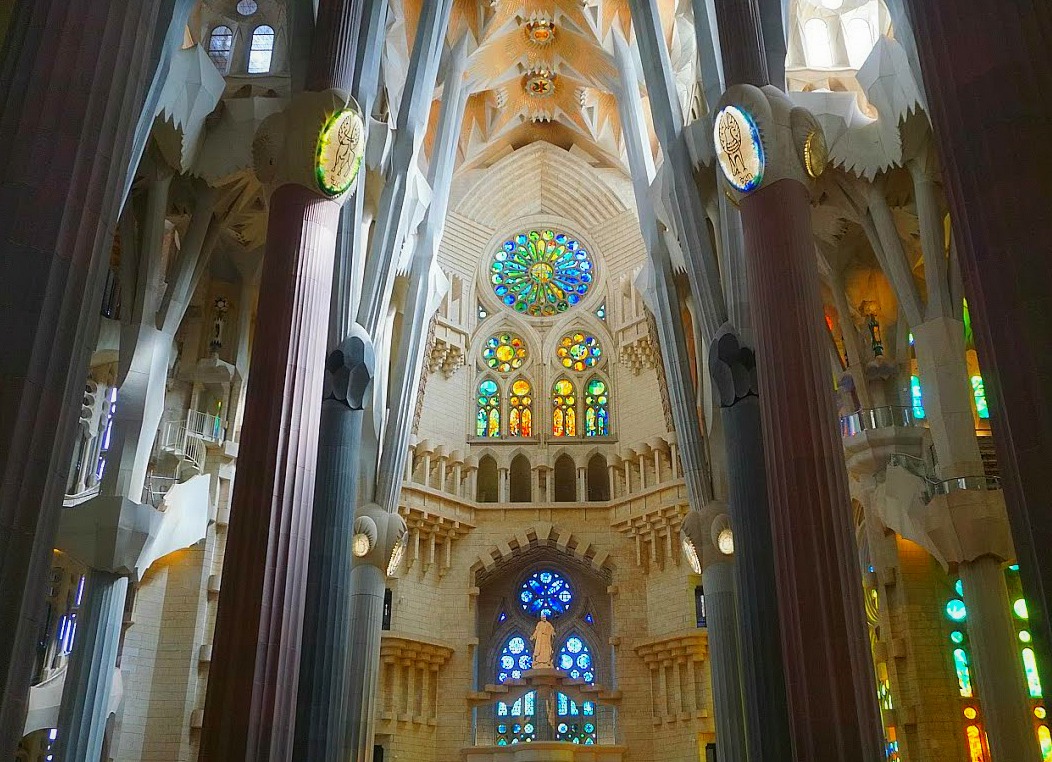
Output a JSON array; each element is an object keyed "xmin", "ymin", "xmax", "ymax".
[
  {"xmin": 709, "ymin": 331, "xmax": 791, "ymax": 759},
  {"xmin": 900, "ymin": 0, "xmax": 1052, "ymax": 694},
  {"xmin": 51, "ymin": 571, "xmax": 128, "ymax": 761},
  {"xmin": 958, "ymin": 556, "xmax": 1037, "ymax": 760},
  {"xmin": 0, "ymin": 1, "xmax": 188, "ymax": 753},
  {"xmin": 295, "ymin": 331, "xmax": 374, "ymax": 761},
  {"xmin": 344, "ymin": 564, "xmax": 387, "ymax": 762},
  {"xmin": 702, "ymin": 561, "xmax": 747, "ymax": 762}
]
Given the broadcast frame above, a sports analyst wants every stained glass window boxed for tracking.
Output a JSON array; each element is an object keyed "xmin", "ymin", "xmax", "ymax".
[
  {"xmin": 584, "ymin": 377, "xmax": 609, "ymax": 437},
  {"xmin": 552, "ymin": 379, "xmax": 576, "ymax": 437},
  {"xmin": 208, "ymin": 26, "xmax": 234, "ymax": 72},
  {"xmin": 509, "ymin": 378, "xmax": 533, "ymax": 437},
  {"xmin": 496, "ymin": 690, "xmax": 536, "ymax": 745},
  {"xmin": 484, "ymin": 333, "xmax": 528, "ymax": 373},
  {"xmin": 910, "ymin": 375, "xmax": 926, "ymax": 419},
  {"xmin": 971, "ymin": 375, "xmax": 990, "ymax": 419},
  {"xmin": 497, "ymin": 635, "xmax": 532, "ymax": 682},
  {"xmin": 519, "ymin": 570, "xmax": 573, "ymax": 618},
  {"xmin": 557, "ymin": 635, "xmax": 595, "ymax": 683},
  {"xmin": 248, "ymin": 25, "xmax": 275, "ymax": 74},
  {"xmin": 556, "ymin": 333, "xmax": 602, "ymax": 371},
  {"xmin": 491, "ymin": 230, "xmax": 594, "ymax": 316},
  {"xmin": 555, "ymin": 691, "xmax": 597, "ymax": 744},
  {"xmin": 477, "ymin": 379, "xmax": 501, "ymax": 438}
]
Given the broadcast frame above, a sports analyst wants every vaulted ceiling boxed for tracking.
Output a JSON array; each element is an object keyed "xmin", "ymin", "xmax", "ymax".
[{"xmin": 404, "ymin": 0, "xmax": 690, "ymax": 172}]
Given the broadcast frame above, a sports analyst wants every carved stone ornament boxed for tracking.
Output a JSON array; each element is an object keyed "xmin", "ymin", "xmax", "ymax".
[{"xmin": 253, "ymin": 89, "xmax": 364, "ymax": 202}]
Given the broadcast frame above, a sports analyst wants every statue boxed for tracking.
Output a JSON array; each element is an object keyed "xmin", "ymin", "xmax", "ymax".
[{"xmin": 530, "ymin": 612, "xmax": 556, "ymax": 669}]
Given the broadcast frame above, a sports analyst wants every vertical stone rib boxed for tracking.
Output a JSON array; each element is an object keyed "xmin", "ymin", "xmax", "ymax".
[
  {"xmin": 53, "ymin": 572, "xmax": 129, "ymax": 760},
  {"xmin": 742, "ymin": 179, "xmax": 883, "ymax": 761},
  {"xmin": 201, "ymin": 186, "xmax": 339, "ymax": 761},
  {"xmin": 900, "ymin": 0, "xmax": 1052, "ymax": 696},
  {"xmin": 702, "ymin": 563, "xmax": 748, "ymax": 762},
  {"xmin": 0, "ymin": 1, "xmax": 177, "ymax": 754}
]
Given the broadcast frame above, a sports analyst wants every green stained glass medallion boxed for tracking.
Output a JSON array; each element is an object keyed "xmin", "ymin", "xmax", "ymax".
[{"xmin": 491, "ymin": 230, "xmax": 594, "ymax": 316}]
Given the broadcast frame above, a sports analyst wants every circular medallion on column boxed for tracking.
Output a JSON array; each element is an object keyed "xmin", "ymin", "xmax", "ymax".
[
  {"xmin": 713, "ymin": 105, "xmax": 765, "ymax": 193},
  {"xmin": 315, "ymin": 105, "xmax": 365, "ymax": 197},
  {"xmin": 803, "ymin": 130, "xmax": 828, "ymax": 179}
]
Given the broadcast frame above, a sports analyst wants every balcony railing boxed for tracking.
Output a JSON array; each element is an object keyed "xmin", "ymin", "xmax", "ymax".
[
  {"xmin": 888, "ymin": 453, "xmax": 1000, "ymax": 501},
  {"xmin": 142, "ymin": 474, "xmax": 179, "ymax": 508},
  {"xmin": 158, "ymin": 422, "xmax": 205, "ymax": 472},
  {"xmin": 186, "ymin": 410, "xmax": 225, "ymax": 444},
  {"xmin": 840, "ymin": 406, "xmax": 918, "ymax": 437}
]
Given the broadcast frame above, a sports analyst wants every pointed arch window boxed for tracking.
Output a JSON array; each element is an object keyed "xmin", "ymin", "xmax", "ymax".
[
  {"xmin": 208, "ymin": 26, "xmax": 234, "ymax": 72},
  {"xmin": 845, "ymin": 17, "xmax": 875, "ymax": 68},
  {"xmin": 509, "ymin": 378, "xmax": 533, "ymax": 437},
  {"xmin": 555, "ymin": 636, "xmax": 597, "ymax": 743},
  {"xmin": 477, "ymin": 379, "xmax": 501, "ymax": 437},
  {"xmin": 248, "ymin": 25, "xmax": 275, "ymax": 74},
  {"xmin": 584, "ymin": 377, "xmax": 609, "ymax": 437},
  {"xmin": 552, "ymin": 378, "xmax": 576, "ymax": 437},
  {"xmin": 496, "ymin": 633, "xmax": 536, "ymax": 744},
  {"xmin": 804, "ymin": 18, "xmax": 834, "ymax": 68}
]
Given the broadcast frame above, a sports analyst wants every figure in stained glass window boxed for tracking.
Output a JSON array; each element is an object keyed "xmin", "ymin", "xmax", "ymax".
[
  {"xmin": 556, "ymin": 333, "xmax": 602, "ymax": 372},
  {"xmin": 477, "ymin": 379, "xmax": 501, "ymax": 437},
  {"xmin": 491, "ymin": 230, "xmax": 594, "ymax": 316},
  {"xmin": 483, "ymin": 333, "xmax": 528, "ymax": 373},
  {"xmin": 552, "ymin": 379, "xmax": 576, "ymax": 437},
  {"xmin": 584, "ymin": 377, "xmax": 609, "ymax": 437},
  {"xmin": 509, "ymin": 378, "xmax": 533, "ymax": 437}
]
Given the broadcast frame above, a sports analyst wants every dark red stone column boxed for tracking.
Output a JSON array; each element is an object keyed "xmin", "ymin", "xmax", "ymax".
[
  {"xmin": 900, "ymin": 0, "xmax": 1052, "ymax": 695},
  {"xmin": 200, "ymin": 187, "xmax": 340, "ymax": 760},
  {"xmin": 0, "ymin": 1, "xmax": 181, "ymax": 754},
  {"xmin": 741, "ymin": 178, "xmax": 884, "ymax": 761}
]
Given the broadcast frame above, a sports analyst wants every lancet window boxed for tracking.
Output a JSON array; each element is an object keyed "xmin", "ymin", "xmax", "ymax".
[
  {"xmin": 584, "ymin": 377, "xmax": 609, "ymax": 437},
  {"xmin": 509, "ymin": 378, "xmax": 533, "ymax": 437},
  {"xmin": 208, "ymin": 26, "xmax": 234, "ymax": 72},
  {"xmin": 477, "ymin": 379, "xmax": 501, "ymax": 438},
  {"xmin": 552, "ymin": 379, "xmax": 577, "ymax": 437},
  {"xmin": 248, "ymin": 25, "xmax": 275, "ymax": 73}
]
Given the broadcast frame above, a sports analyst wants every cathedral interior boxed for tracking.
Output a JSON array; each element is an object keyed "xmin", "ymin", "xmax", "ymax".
[{"xmin": 1, "ymin": 1, "xmax": 1050, "ymax": 761}]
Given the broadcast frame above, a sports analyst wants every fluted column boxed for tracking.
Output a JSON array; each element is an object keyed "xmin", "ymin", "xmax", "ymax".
[
  {"xmin": 295, "ymin": 331, "xmax": 374, "ymax": 761},
  {"xmin": 702, "ymin": 562, "xmax": 747, "ymax": 762},
  {"xmin": 344, "ymin": 564, "xmax": 387, "ymax": 762},
  {"xmin": 0, "ymin": 1, "xmax": 187, "ymax": 753},
  {"xmin": 52, "ymin": 571, "xmax": 128, "ymax": 761},
  {"xmin": 201, "ymin": 186, "xmax": 342, "ymax": 760},
  {"xmin": 960, "ymin": 557, "xmax": 1039, "ymax": 760},
  {"xmin": 742, "ymin": 178, "xmax": 883, "ymax": 760},
  {"xmin": 899, "ymin": 0, "xmax": 1052, "ymax": 695},
  {"xmin": 710, "ymin": 331, "xmax": 791, "ymax": 759}
]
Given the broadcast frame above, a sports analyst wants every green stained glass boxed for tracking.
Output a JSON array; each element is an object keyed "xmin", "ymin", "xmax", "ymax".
[
  {"xmin": 1024, "ymin": 647, "xmax": 1043, "ymax": 698},
  {"xmin": 971, "ymin": 375, "xmax": 990, "ymax": 419},
  {"xmin": 954, "ymin": 648, "xmax": 973, "ymax": 697},
  {"xmin": 492, "ymin": 230, "xmax": 594, "ymax": 316},
  {"xmin": 584, "ymin": 377, "xmax": 609, "ymax": 437},
  {"xmin": 911, "ymin": 375, "xmax": 926, "ymax": 419},
  {"xmin": 477, "ymin": 379, "xmax": 501, "ymax": 437},
  {"xmin": 947, "ymin": 599, "xmax": 968, "ymax": 621},
  {"xmin": 1016, "ymin": 598, "xmax": 1030, "ymax": 620},
  {"xmin": 951, "ymin": 631, "xmax": 965, "ymax": 644}
]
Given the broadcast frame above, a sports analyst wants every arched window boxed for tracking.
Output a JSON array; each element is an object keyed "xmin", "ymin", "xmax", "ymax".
[
  {"xmin": 584, "ymin": 377, "xmax": 609, "ymax": 437},
  {"xmin": 477, "ymin": 456, "xmax": 498, "ymax": 503},
  {"xmin": 509, "ymin": 378, "xmax": 533, "ymax": 437},
  {"xmin": 971, "ymin": 375, "xmax": 990, "ymax": 419},
  {"xmin": 248, "ymin": 25, "xmax": 275, "ymax": 74},
  {"xmin": 804, "ymin": 18, "xmax": 834, "ymax": 68},
  {"xmin": 207, "ymin": 26, "xmax": 234, "ymax": 72},
  {"xmin": 553, "ymin": 454, "xmax": 576, "ymax": 502},
  {"xmin": 845, "ymin": 17, "xmax": 875, "ymax": 68},
  {"xmin": 495, "ymin": 633, "xmax": 536, "ymax": 744},
  {"xmin": 477, "ymin": 379, "xmax": 501, "ymax": 438},
  {"xmin": 510, "ymin": 454, "xmax": 532, "ymax": 503},
  {"xmin": 586, "ymin": 454, "xmax": 609, "ymax": 502},
  {"xmin": 491, "ymin": 230, "xmax": 595, "ymax": 317},
  {"xmin": 552, "ymin": 379, "xmax": 576, "ymax": 437},
  {"xmin": 556, "ymin": 636, "xmax": 597, "ymax": 743}
]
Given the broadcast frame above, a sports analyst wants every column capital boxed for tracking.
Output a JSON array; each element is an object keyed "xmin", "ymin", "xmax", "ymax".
[{"xmin": 253, "ymin": 90, "xmax": 365, "ymax": 202}]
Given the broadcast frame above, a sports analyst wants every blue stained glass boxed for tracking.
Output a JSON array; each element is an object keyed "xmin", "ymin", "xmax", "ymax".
[
  {"xmin": 584, "ymin": 612, "xmax": 594, "ymax": 624},
  {"xmin": 519, "ymin": 570, "xmax": 574, "ymax": 618},
  {"xmin": 911, "ymin": 375, "xmax": 926, "ymax": 419},
  {"xmin": 491, "ymin": 230, "xmax": 595, "ymax": 317},
  {"xmin": 555, "ymin": 690, "xmax": 597, "ymax": 743},
  {"xmin": 558, "ymin": 635, "xmax": 595, "ymax": 684},
  {"xmin": 498, "ymin": 636, "xmax": 530, "ymax": 683}
]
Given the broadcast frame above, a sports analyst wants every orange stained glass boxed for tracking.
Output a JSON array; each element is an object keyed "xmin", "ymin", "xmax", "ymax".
[
  {"xmin": 965, "ymin": 725, "xmax": 988, "ymax": 762},
  {"xmin": 510, "ymin": 378, "xmax": 533, "ymax": 436},
  {"xmin": 552, "ymin": 379, "xmax": 576, "ymax": 437}
]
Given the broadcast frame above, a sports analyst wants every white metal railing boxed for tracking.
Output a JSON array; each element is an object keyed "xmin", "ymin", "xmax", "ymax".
[
  {"xmin": 159, "ymin": 422, "xmax": 205, "ymax": 472},
  {"xmin": 840, "ymin": 405, "xmax": 918, "ymax": 437},
  {"xmin": 142, "ymin": 474, "xmax": 179, "ymax": 507},
  {"xmin": 185, "ymin": 410, "xmax": 225, "ymax": 444}
]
